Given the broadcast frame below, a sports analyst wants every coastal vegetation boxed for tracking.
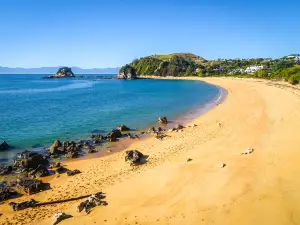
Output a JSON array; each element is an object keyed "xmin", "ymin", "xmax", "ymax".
[{"xmin": 119, "ymin": 53, "xmax": 300, "ymax": 85}]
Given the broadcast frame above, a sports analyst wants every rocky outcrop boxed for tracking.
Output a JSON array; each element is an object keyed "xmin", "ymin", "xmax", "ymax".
[
  {"xmin": 0, "ymin": 141, "xmax": 11, "ymax": 151},
  {"xmin": 117, "ymin": 65, "xmax": 137, "ymax": 80},
  {"xmin": 49, "ymin": 140, "xmax": 81, "ymax": 158},
  {"xmin": 43, "ymin": 67, "xmax": 75, "ymax": 79},
  {"xmin": 29, "ymin": 164, "xmax": 49, "ymax": 178},
  {"xmin": 158, "ymin": 116, "xmax": 168, "ymax": 124},
  {"xmin": 11, "ymin": 178, "xmax": 49, "ymax": 195},
  {"xmin": 0, "ymin": 165, "xmax": 12, "ymax": 175},
  {"xmin": 13, "ymin": 151, "xmax": 48, "ymax": 170},
  {"xmin": 107, "ymin": 129, "xmax": 122, "ymax": 142},
  {"xmin": 116, "ymin": 125, "xmax": 130, "ymax": 132},
  {"xmin": 0, "ymin": 185, "xmax": 17, "ymax": 201}
]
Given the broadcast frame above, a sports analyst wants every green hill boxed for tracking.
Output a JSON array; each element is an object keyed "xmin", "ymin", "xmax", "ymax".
[{"xmin": 119, "ymin": 53, "xmax": 206, "ymax": 77}]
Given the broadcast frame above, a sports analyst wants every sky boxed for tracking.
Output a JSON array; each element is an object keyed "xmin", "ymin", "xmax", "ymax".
[{"xmin": 0, "ymin": 0, "xmax": 299, "ymax": 68}]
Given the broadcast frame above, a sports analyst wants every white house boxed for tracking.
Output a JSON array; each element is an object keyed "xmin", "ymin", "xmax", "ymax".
[{"xmin": 245, "ymin": 65, "xmax": 264, "ymax": 74}]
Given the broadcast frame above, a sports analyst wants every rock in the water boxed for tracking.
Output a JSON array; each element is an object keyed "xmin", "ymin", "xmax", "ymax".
[
  {"xmin": 45, "ymin": 67, "xmax": 75, "ymax": 79},
  {"xmin": 0, "ymin": 165, "xmax": 12, "ymax": 175},
  {"xmin": 107, "ymin": 129, "xmax": 122, "ymax": 142},
  {"xmin": 50, "ymin": 140, "xmax": 63, "ymax": 154},
  {"xmin": 52, "ymin": 212, "xmax": 72, "ymax": 225},
  {"xmin": 9, "ymin": 199, "xmax": 38, "ymax": 211},
  {"xmin": 13, "ymin": 151, "xmax": 48, "ymax": 170},
  {"xmin": 158, "ymin": 116, "xmax": 168, "ymax": 124},
  {"xmin": 0, "ymin": 141, "xmax": 11, "ymax": 151},
  {"xmin": 116, "ymin": 125, "xmax": 130, "ymax": 132},
  {"xmin": 63, "ymin": 141, "xmax": 81, "ymax": 158},
  {"xmin": 117, "ymin": 65, "xmax": 137, "ymax": 80},
  {"xmin": 125, "ymin": 150, "xmax": 144, "ymax": 164},
  {"xmin": 66, "ymin": 169, "xmax": 81, "ymax": 176},
  {"xmin": 90, "ymin": 134, "xmax": 105, "ymax": 141},
  {"xmin": 29, "ymin": 164, "xmax": 49, "ymax": 178},
  {"xmin": 12, "ymin": 178, "xmax": 48, "ymax": 195},
  {"xmin": 77, "ymin": 192, "xmax": 107, "ymax": 214}
]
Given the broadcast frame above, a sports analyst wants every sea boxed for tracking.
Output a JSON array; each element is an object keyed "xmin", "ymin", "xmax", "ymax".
[{"xmin": 0, "ymin": 74, "xmax": 224, "ymax": 161}]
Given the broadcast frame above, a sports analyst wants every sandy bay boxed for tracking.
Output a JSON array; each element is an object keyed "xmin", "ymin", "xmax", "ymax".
[{"xmin": 1, "ymin": 77, "xmax": 300, "ymax": 225}]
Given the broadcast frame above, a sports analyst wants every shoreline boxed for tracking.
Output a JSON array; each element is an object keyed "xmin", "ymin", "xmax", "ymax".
[
  {"xmin": 3, "ymin": 77, "xmax": 300, "ymax": 224},
  {"xmin": 0, "ymin": 78, "xmax": 225, "ymax": 165}
]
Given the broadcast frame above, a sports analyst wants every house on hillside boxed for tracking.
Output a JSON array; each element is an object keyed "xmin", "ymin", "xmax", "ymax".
[{"xmin": 245, "ymin": 65, "xmax": 264, "ymax": 74}]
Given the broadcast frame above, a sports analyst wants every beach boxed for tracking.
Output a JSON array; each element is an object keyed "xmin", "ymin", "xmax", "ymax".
[{"xmin": 2, "ymin": 77, "xmax": 300, "ymax": 225}]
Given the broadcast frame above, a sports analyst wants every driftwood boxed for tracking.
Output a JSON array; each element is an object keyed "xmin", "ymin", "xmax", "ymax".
[{"xmin": 9, "ymin": 192, "xmax": 104, "ymax": 211}]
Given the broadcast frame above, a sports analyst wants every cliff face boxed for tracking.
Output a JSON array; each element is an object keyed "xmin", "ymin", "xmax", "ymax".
[
  {"xmin": 117, "ymin": 64, "xmax": 137, "ymax": 80},
  {"xmin": 118, "ymin": 53, "xmax": 205, "ymax": 78}
]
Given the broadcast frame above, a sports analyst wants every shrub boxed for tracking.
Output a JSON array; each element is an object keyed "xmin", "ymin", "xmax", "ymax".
[{"xmin": 288, "ymin": 73, "xmax": 300, "ymax": 85}]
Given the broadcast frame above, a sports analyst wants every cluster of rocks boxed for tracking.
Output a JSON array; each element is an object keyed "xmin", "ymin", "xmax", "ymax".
[
  {"xmin": 0, "ymin": 177, "xmax": 49, "ymax": 202},
  {"xmin": 91, "ymin": 125, "xmax": 130, "ymax": 142},
  {"xmin": 49, "ymin": 140, "xmax": 81, "ymax": 159}
]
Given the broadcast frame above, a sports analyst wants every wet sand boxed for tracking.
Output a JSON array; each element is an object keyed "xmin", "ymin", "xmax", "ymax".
[{"xmin": 2, "ymin": 77, "xmax": 300, "ymax": 225}]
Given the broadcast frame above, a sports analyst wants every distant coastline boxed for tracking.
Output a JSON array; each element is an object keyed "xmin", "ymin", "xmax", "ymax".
[{"xmin": 0, "ymin": 66, "xmax": 120, "ymax": 74}]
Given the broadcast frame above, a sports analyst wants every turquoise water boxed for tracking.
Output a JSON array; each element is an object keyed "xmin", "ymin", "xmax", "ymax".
[{"xmin": 0, "ymin": 74, "xmax": 221, "ymax": 159}]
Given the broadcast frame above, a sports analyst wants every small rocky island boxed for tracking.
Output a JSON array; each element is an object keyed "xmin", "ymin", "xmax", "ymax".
[{"xmin": 43, "ymin": 67, "xmax": 75, "ymax": 79}]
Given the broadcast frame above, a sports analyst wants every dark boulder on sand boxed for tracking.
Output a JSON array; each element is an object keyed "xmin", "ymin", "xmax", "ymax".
[
  {"xmin": 12, "ymin": 178, "xmax": 48, "ymax": 195},
  {"xmin": 0, "ymin": 184, "xmax": 17, "ymax": 201},
  {"xmin": 176, "ymin": 124, "xmax": 184, "ymax": 130},
  {"xmin": 107, "ymin": 129, "xmax": 122, "ymax": 142},
  {"xmin": 158, "ymin": 116, "xmax": 168, "ymax": 124},
  {"xmin": 67, "ymin": 169, "xmax": 81, "ymax": 176},
  {"xmin": 0, "ymin": 141, "xmax": 11, "ymax": 151},
  {"xmin": 125, "ymin": 150, "xmax": 145, "ymax": 164},
  {"xmin": 29, "ymin": 164, "xmax": 50, "ymax": 178}
]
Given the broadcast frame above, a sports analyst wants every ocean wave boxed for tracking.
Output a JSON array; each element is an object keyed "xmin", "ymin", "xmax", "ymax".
[{"xmin": 0, "ymin": 81, "xmax": 96, "ymax": 94}]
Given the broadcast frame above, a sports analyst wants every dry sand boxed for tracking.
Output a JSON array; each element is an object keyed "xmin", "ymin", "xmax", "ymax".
[{"xmin": 1, "ymin": 77, "xmax": 300, "ymax": 225}]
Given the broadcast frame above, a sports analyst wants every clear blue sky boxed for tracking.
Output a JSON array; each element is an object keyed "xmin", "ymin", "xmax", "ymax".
[{"xmin": 0, "ymin": 0, "xmax": 299, "ymax": 68}]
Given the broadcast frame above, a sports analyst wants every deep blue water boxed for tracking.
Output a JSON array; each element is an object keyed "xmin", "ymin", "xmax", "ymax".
[{"xmin": 0, "ymin": 74, "xmax": 221, "ymax": 158}]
